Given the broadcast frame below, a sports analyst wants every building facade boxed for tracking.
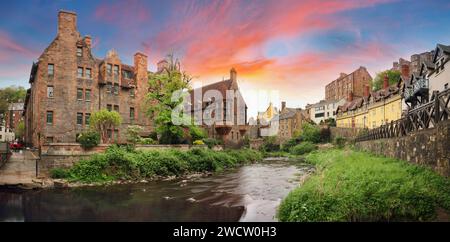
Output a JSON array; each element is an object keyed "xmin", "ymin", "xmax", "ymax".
[
  {"xmin": 278, "ymin": 102, "xmax": 309, "ymax": 142},
  {"xmin": 308, "ymin": 98, "xmax": 345, "ymax": 124},
  {"xmin": 404, "ymin": 44, "xmax": 450, "ymax": 110},
  {"xmin": 5, "ymin": 103, "xmax": 24, "ymax": 130},
  {"xmin": 24, "ymin": 11, "xmax": 152, "ymax": 148},
  {"xmin": 325, "ymin": 66, "xmax": 372, "ymax": 101},
  {"xmin": 189, "ymin": 68, "xmax": 248, "ymax": 147},
  {"xmin": 0, "ymin": 126, "xmax": 15, "ymax": 142},
  {"xmin": 336, "ymin": 77, "xmax": 403, "ymax": 129}
]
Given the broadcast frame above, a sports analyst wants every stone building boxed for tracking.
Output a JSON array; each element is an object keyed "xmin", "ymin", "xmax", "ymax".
[
  {"xmin": 336, "ymin": 76, "xmax": 403, "ymax": 129},
  {"xmin": 5, "ymin": 103, "xmax": 24, "ymax": 130},
  {"xmin": 391, "ymin": 51, "xmax": 434, "ymax": 81},
  {"xmin": 325, "ymin": 66, "xmax": 372, "ymax": 101},
  {"xmin": 278, "ymin": 102, "xmax": 309, "ymax": 142},
  {"xmin": 189, "ymin": 68, "xmax": 248, "ymax": 147},
  {"xmin": 24, "ymin": 11, "xmax": 152, "ymax": 148},
  {"xmin": 0, "ymin": 126, "xmax": 15, "ymax": 142}
]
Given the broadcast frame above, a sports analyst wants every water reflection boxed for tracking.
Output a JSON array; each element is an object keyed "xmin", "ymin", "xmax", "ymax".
[{"xmin": 0, "ymin": 160, "xmax": 311, "ymax": 222}]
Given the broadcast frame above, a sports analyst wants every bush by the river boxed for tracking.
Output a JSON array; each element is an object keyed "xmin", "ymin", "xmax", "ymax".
[
  {"xmin": 76, "ymin": 131, "xmax": 100, "ymax": 149},
  {"xmin": 278, "ymin": 149, "xmax": 450, "ymax": 222},
  {"xmin": 51, "ymin": 145, "xmax": 263, "ymax": 183},
  {"xmin": 289, "ymin": 142, "xmax": 317, "ymax": 155}
]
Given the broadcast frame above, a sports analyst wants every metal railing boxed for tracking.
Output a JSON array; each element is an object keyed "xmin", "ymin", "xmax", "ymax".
[{"xmin": 356, "ymin": 88, "xmax": 449, "ymax": 142}]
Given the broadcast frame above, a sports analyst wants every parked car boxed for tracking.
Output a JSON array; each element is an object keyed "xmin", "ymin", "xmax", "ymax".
[{"xmin": 9, "ymin": 142, "xmax": 24, "ymax": 150}]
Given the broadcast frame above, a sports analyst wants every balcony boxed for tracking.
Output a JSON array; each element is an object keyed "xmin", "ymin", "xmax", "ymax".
[{"xmin": 405, "ymin": 77, "xmax": 429, "ymax": 103}]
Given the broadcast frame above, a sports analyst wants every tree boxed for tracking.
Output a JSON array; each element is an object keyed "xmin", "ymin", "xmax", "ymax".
[
  {"xmin": 147, "ymin": 54, "xmax": 193, "ymax": 144},
  {"xmin": 372, "ymin": 70, "xmax": 401, "ymax": 91},
  {"xmin": 126, "ymin": 125, "xmax": 144, "ymax": 144},
  {"xmin": 14, "ymin": 120, "xmax": 25, "ymax": 142},
  {"xmin": 0, "ymin": 86, "xmax": 26, "ymax": 122},
  {"xmin": 89, "ymin": 109, "xmax": 122, "ymax": 143}
]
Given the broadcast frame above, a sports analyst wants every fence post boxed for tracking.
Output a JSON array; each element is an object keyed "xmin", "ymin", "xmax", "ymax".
[{"xmin": 434, "ymin": 91, "xmax": 440, "ymax": 125}]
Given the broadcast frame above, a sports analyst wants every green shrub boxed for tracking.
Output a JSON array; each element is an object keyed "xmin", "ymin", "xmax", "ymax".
[
  {"xmin": 278, "ymin": 149, "xmax": 450, "ymax": 222},
  {"xmin": 189, "ymin": 126, "xmax": 207, "ymax": 142},
  {"xmin": 281, "ymin": 138, "xmax": 299, "ymax": 152},
  {"xmin": 289, "ymin": 141, "xmax": 317, "ymax": 155},
  {"xmin": 126, "ymin": 125, "xmax": 143, "ymax": 144},
  {"xmin": 193, "ymin": 140, "xmax": 205, "ymax": 145},
  {"xmin": 61, "ymin": 146, "xmax": 263, "ymax": 183},
  {"xmin": 334, "ymin": 136, "xmax": 346, "ymax": 149},
  {"xmin": 50, "ymin": 168, "xmax": 68, "ymax": 179},
  {"xmin": 77, "ymin": 131, "xmax": 100, "ymax": 149},
  {"xmin": 139, "ymin": 138, "xmax": 157, "ymax": 145},
  {"xmin": 260, "ymin": 136, "xmax": 280, "ymax": 152},
  {"xmin": 203, "ymin": 138, "xmax": 222, "ymax": 149},
  {"xmin": 299, "ymin": 123, "xmax": 321, "ymax": 143}
]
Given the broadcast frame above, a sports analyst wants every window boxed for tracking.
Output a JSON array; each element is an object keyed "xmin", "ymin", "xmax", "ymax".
[
  {"xmin": 77, "ymin": 67, "xmax": 84, "ymax": 78},
  {"xmin": 85, "ymin": 89, "xmax": 91, "ymax": 102},
  {"xmin": 77, "ymin": 47, "xmax": 82, "ymax": 57},
  {"xmin": 106, "ymin": 82, "xmax": 112, "ymax": 93},
  {"xmin": 113, "ymin": 83, "xmax": 119, "ymax": 95},
  {"xmin": 77, "ymin": 88, "xmax": 83, "ymax": 100},
  {"xmin": 107, "ymin": 129, "xmax": 112, "ymax": 139},
  {"xmin": 114, "ymin": 105, "xmax": 119, "ymax": 113},
  {"xmin": 130, "ymin": 88, "xmax": 135, "ymax": 97},
  {"xmin": 85, "ymin": 113, "xmax": 91, "ymax": 126},
  {"xmin": 48, "ymin": 64, "xmax": 54, "ymax": 76},
  {"xmin": 77, "ymin": 113, "xmax": 83, "ymax": 125},
  {"xmin": 107, "ymin": 104, "xmax": 112, "ymax": 111},
  {"xmin": 130, "ymin": 107, "xmax": 135, "ymax": 121},
  {"xmin": 47, "ymin": 86, "xmax": 54, "ymax": 98},
  {"xmin": 113, "ymin": 65, "xmax": 119, "ymax": 79},
  {"xmin": 114, "ymin": 129, "xmax": 119, "ymax": 141},
  {"xmin": 46, "ymin": 111, "xmax": 53, "ymax": 124},
  {"xmin": 86, "ymin": 68, "xmax": 92, "ymax": 78},
  {"xmin": 107, "ymin": 64, "xmax": 112, "ymax": 75},
  {"xmin": 122, "ymin": 70, "xmax": 133, "ymax": 79},
  {"xmin": 46, "ymin": 137, "xmax": 54, "ymax": 143}
]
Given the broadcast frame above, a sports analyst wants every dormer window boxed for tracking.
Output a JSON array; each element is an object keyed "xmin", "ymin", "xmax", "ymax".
[
  {"xmin": 77, "ymin": 47, "xmax": 82, "ymax": 57},
  {"xmin": 107, "ymin": 64, "xmax": 112, "ymax": 75}
]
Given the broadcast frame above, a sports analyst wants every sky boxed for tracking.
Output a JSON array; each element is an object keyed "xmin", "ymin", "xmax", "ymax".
[{"xmin": 1, "ymin": 0, "xmax": 450, "ymax": 118}]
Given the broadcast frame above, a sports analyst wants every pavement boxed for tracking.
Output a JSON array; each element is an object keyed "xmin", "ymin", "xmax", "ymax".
[{"xmin": 0, "ymin": 150, "xmax": 41, "ymax": 188}]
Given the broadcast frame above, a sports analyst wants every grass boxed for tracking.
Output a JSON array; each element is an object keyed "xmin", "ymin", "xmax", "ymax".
[
  {"xmin": 278, "ymin": 148, "xmax": 450, "ymax": 222},
  {"xmin": 51, "ymin": 145, "xmax": 263, "ymax": 183}
]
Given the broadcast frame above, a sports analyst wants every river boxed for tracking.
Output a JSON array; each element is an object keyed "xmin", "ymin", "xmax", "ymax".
[{"xmin": 0, "ymin": 159, "xmax": 312, "ymax": 222}]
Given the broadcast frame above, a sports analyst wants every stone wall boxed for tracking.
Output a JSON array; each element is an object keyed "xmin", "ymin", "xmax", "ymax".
[
  {"xmin": 249, "ymin": 138, "xmax": 264, "ymax": 150},
  {"xmin": 354, "ymin": 120, "xmax": 450, "ymax": 177},
  {"xmin": 330, "ymin": 127, "xmax": 360, "ymax": 140}
]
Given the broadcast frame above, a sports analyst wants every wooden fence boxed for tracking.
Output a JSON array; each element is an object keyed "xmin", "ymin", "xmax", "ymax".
[{"xmin": 356, "ymin": 88, "xmax": 450, "ymax": 142}]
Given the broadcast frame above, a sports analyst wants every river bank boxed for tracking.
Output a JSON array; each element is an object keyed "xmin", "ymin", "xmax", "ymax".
[
  {"xmin": 278, "ymin": 148, "xmax": 450, "ymax": 222},
  {"xmin": 0, "ymin": 159, "xmax": 313, "ymax": 222}
]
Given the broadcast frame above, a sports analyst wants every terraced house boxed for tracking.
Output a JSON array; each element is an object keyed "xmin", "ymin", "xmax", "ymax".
[
  {"xmin": 336, "ymin": 76, "xmax": 403, "ymax": 129},
  {"xmin": 24, "ymin": 11, "xmax": 152, "ymax": 147}
]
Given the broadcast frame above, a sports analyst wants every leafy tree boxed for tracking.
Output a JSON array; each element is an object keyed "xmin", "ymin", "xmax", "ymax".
[
  {"xmin": 126, "ymin": 125, "xmax": 144, "ymax": 144},
  {"xmin": 0, "ymin": 86, "xmax": 26, "ymax": 122},
  {"xmin": 14, "ymin": 120, "xmax": 25, "ymax": 141},
  {"xmin": 77, "ymin": 131, "xmax": 100, "ymax": 149},
  {"xmin": 298, "ymin": 123, "xmax": 321, "ymax": 143},
  {"xmin": 372, "ymin": 70, "xmax": 400, "ymax": 91},
  {"xmin": 89, "ymin": 109, "xmax": 122, "ymax": 143},
  {"xmin": 147, "ymin": 54, "xmax": 193, "ymax": 144}
]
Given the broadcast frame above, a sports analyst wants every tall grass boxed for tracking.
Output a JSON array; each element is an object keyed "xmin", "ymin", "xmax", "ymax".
[
  {"xmin": 278, "ymin": 149, "xmax": 450, "ymax": 221},
  {"xmin": 51, "ymin": 145, "xmax": 263, "ymax": 183}
]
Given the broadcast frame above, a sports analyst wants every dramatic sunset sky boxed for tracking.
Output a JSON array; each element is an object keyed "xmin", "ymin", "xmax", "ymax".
[{"xmin": 1, "ymin": 0, "xmax": 450, "ymax": 117}]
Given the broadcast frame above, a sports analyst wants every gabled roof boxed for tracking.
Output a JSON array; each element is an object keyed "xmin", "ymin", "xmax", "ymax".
[{"xmin": 432, "ymin": 44, "xmax": 450, "ymax": 63}]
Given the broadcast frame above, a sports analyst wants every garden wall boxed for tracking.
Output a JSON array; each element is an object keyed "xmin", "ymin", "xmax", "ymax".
[{"xmin": 354, "ymin": 120, "xmax": 450, "ymax": 177}]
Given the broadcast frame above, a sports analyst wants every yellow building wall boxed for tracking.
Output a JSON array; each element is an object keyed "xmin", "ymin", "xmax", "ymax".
[{"xmin": 337, "ymin": 95, "xmax": 402, "ymax": 129}]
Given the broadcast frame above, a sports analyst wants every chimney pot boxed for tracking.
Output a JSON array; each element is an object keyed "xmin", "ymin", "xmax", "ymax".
[
  {"xmin": 347, "ymin": 91, "xmax": 353, "ymax": 102},
  {"xmin": 364, "ymin": 85, "xmax": 370, "ymax": 97},
  {"xmin": 84, "ymin": 35, "xmax": 91, "ymax": 48},
  {"xmin": 58, "ymin": 10, "xmax": 77, "ymax": 37},
  {"xmin": 230, "ymin": 68, "xmax": 237, "ymax": 82},
  {"xmin": 383, "ymin": 74, "xmax": 389, "ymax": 89},
  {"xmin": 281, "ymin": 101, "xmax": 286, "ymax": 111}
]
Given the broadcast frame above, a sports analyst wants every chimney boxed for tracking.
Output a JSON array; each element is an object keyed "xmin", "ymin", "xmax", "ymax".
[
  {"xmin": 383, "ymin": 73, "xmax": 389, "ymax": 89},
  {"xmin": 364, "ymin": 85, "xmax": 370, "ymax": 97},
  {"xmin": 281, "ymin": 101, "xmax": 286, "ymax": 111},
  {"xmin": 58, "ymin": 10, "xmax": 77, "ymax": 37},
  {"xmin": 347, "ymin": 91, "xmax": 353, "ymax": 102},
  {"xmin": 83, "ymin": 35, "xmax": 91, "ymax": 49},
  {"xmin": 134, "ymin": 52, "xmax": 148, "ymax": 82},
  {"xmin": 401, "ymin": 64, "xmax": 410, "ymax": 79},
  {"xmin": 230, "ymin": 68, "xmax": 237, "ymax": 82}
]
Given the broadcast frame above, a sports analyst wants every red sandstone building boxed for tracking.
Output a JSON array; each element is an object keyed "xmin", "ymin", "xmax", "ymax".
[
  {"xmin": 5, "ymin": 103, "xmax": 24, "ymax": 130},
  {"xmin": 324, "ymin": 66, "xmax": 372, "ymax": 101},
  {"xmin": 24, "ymin": 11, "xmax": 152, "ymax": 147}
]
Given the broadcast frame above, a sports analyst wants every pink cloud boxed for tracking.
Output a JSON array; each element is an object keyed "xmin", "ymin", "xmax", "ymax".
[
  {"xmin": 0, "ymin": 31, "xmax": 38, "ymax": 60},
  {"xmin": 94, "ymin": 0, "xmax": 150, "ymax": 27}
]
